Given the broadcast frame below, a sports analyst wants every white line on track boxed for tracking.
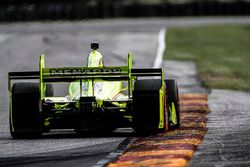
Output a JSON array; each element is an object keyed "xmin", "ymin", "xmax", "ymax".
[{"xmin": 153, "ymin": 28, "xmax": 166, "ymax": 68}]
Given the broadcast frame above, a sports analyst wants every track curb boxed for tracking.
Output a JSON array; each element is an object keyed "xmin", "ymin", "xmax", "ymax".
[
  {"xmin": 106, "ymin": 94, "xmax": 210, "ymax": 167},
  {"xmin": 93, "ymin": 138, "xmax": 137, "ymax": 167}
]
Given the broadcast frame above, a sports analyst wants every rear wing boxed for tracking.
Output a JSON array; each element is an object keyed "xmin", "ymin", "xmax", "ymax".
[{"xmin": 8, "ymin": 54, "xmax": 164, "ymax": 99}]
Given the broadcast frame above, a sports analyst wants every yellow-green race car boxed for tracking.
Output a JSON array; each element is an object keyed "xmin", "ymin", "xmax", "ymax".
[{"xmin": 8, "ymin": 43, "xmax": 180, "ymax": 138}]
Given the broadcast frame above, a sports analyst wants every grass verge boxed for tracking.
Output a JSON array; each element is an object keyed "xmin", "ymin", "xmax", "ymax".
[{"xmin": 164, "ymin": 24, "xmax": 250, "ymax": 91}]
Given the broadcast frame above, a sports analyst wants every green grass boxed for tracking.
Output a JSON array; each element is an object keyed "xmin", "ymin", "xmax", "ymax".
[{"xmin": 164, "ymin": 25, "xmax": 250, "ymax": 91}]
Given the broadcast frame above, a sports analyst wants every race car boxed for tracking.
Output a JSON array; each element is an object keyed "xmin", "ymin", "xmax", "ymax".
[{"xmin": 8, "ymin": 43, "xmax": 180, "ymax": 138}]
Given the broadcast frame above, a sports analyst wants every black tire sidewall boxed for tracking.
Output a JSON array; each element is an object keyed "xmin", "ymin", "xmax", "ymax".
[
  {"xmin": 133, "ymin": 79, "xmax": 166, "ymax": 134},
  {"xmin": 165, "ymin": 79, "xmax": 180, "ymax": 128},
  {"xmin": 10, "ymin": 82, "xmax": 42, "ymax": 138}
]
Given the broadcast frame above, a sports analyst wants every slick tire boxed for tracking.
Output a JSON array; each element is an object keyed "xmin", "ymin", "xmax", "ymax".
[
  {"xmin": 9, "ymin": 83, "xmax": 53, "ymax": 139},
  {"xmin": 132, "ymin": 79, "xmax": 168, "ymax": 134},
  {"xmin": 165, "ymin": 79, "xmax": 180, "ymax": 129}
]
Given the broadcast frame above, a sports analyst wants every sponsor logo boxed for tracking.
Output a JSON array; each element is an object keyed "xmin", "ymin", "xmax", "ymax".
[{"xmin": 49, "ymin": 68, "xmax": 122, "ymax": 75}]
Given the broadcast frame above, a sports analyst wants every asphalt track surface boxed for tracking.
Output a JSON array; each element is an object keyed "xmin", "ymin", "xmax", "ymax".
[{"xmin": 1, "ymin": 17, "xmax": 250, "ymax": 166}]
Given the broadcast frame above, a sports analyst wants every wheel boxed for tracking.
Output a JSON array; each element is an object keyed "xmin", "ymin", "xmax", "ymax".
[
  {"xmin": 132, "ymin": 79, "xmax": 168, "ymax": 134},
  {"xmin": 9, "ymin": 83, "xmax": 42, "ymax": 138},
  {"xmin": 165, "ymin": 79, "xmax": 180, "ymax": 129}
]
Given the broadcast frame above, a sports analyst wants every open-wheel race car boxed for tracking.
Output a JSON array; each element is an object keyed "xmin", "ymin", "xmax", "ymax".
[{"xmin": 8, "ymin": 43, "xmax": 180, "ymax": 138}]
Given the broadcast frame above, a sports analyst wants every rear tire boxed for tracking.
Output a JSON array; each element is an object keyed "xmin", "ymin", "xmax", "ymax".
[
  {"xmin": 165, "ymin": 79, "xmax": 180, "ymax": 129},
  {"xmin": 132, "ymin": 79, "xmax": 168, "ymax": 134},
  {"xmin": 10, "ymin": 83, "xmax": 42, "ymax": 139}
]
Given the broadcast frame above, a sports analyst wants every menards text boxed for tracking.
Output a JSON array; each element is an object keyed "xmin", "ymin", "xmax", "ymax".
[{"xmin": 49, "ymin": 68, "xmax": 122, "ymax": 75}]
